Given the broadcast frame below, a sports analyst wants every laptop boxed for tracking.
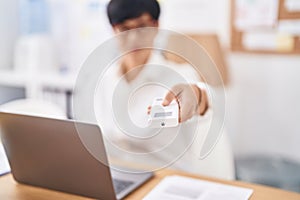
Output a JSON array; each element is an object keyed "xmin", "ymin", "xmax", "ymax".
[{"xmin": 0, "ymin": 112, "xmax": 153, "ymax": 200}]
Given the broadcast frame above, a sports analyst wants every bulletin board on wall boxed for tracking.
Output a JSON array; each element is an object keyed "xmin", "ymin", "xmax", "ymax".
[{"xmin": 231, "ymin": 0, "xmax": 300, "ymax": 54}]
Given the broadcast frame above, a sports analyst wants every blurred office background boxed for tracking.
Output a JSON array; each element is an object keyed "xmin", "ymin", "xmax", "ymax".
[{"xmin": 0, "ymin": 0, "xmax": 300, "ymax": 192}]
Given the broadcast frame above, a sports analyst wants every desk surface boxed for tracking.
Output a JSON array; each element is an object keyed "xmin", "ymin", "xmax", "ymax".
[{"xmin": 0, "ymin": 169, "xmax": 299, "ymax": 200}]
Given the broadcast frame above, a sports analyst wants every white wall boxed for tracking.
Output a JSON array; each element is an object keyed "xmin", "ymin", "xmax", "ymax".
[
  {"xmin": 226, "ymin": 53, "xmax": 300, "ymax": 162},
  {"xmin": 0, "ymin": 0, "xmax": 18, "ymax": 70},
  {"xmin": 0, "ymin": 0, "xmax": 24, "ymax": 104},
  {"xmin": 161, "ymin": 0, "xmax": 230, "ymax": 45}
]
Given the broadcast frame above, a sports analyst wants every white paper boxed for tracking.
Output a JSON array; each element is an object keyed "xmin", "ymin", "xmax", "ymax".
[
  {"xmin": 243, "ymin": 32, "xmax": 294, "ymax": 51},
  {"xmin": 285, "ymin": 0, "xmax": 300, "ymax": 12},
  {"xmin": 234, "ymin": 0, "xmax": 279, "ymax": 31},
  {"xmin": 143, "ymin": 175, "xmax": 253, "ymax": 200},
  {"xmin": 278, "ymin": 20, "xmax": 300, "ymax": 35},
  {"xmin": 0, "ymin": 143, "xmax": 10, "ymax": 176},
  {"xmin": 243, "ymin": 32, "xmax": 277, "ymax": 50}
]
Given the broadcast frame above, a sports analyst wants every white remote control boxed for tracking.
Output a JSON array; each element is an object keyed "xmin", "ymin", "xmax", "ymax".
[{"xmin": 148, "ymin": 97, "xmax": 179, "ymax": 128}]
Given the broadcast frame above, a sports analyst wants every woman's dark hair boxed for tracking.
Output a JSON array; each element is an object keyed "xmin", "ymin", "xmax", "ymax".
[{"xmin": 107, "ymin": 0, "xmax": 160, "ymax": 26}]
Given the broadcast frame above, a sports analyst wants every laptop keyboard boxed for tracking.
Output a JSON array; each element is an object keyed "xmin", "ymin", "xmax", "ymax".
[{"xmin": 112, "ymin": 179, "xmax": 134, "ymax": 194}]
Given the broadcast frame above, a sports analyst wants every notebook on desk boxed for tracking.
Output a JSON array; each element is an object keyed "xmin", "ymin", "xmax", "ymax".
[{"xmin": 143, "ymin": 175, "xmax": 253, "ymax": 200}]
